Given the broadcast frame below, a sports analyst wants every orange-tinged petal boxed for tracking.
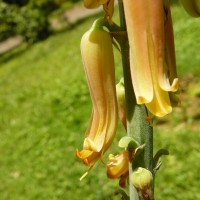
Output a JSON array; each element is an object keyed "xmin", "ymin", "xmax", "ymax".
[
  {"xmin": 76, "ymin": 20, "xmax": 118, "ymax": 169},
  {"xmin": 129, "ymin": 49, "xmax": 153, "ymax": 104},
  {"xmin": 145, "ymin": 32, "xmax": 172, "ymax": 117},
  {"xmin": 123, "ymin": 0, "xmax": 178, "ymax": 117},
  {"xmin": 76, "ymin": 149, "xmax": 99, "ymax": 167},
  {"xmin": 107, "ymin": 150, "xmax": 129, "ymax": 179},
  {"xmin": 123, "ymin": 1, "xmax": 154, "ymax": 104}
]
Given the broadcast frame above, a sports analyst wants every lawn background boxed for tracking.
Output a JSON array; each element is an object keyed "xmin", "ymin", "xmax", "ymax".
[{"xmin": 0, "ymin": 3, "xmax": 200, "ymax": 200}]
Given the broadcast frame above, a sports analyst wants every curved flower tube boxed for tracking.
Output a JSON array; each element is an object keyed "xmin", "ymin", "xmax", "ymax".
[
  {"xmin": 76, "ymin": 19, "xmax": 118, "ymax": 170},
  {"xmin": 123, "ymin": 0, "xmax": 179, "ymax": 117}
]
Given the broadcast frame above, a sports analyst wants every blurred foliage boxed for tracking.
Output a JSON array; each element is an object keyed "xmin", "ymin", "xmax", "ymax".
[{"xmin": 0, "ymin": 0, "xmax": 81, "ymax": 43}]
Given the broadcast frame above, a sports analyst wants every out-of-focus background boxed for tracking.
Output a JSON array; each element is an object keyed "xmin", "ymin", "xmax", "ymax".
[{"xmin": 0, "ymin": 0, "xmax": 200, "ymax": 199}]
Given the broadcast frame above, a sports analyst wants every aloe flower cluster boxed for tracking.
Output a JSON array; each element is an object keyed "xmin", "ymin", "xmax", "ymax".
[{"xmin": 75, "ymin": 0, "xmax": 184, "ymax": 189}]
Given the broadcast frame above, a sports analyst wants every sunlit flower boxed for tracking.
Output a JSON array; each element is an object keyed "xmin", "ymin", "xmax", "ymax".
[
  {"xmin": 76, "ymin": 19, "xmax": 118, "ymax": 172},
  {"xmin": 106, "ymin": 150, "xmax": 129, "ymax": 187},
  {"xmin": 83, "ymin": 0, "xmax": 114, "ymax": 23},
  {"xmin": 123, "ymin": 0, "xmax": 179, "ymax": 117}
]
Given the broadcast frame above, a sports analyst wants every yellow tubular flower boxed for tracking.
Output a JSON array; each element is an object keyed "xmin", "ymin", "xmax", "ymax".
[
  {"xmin": 106, "ymin": 150, "xmax": 129, "ymax": 187},
  {"xmin": 123, "ymin": 0, "xmax": 179, "ymax": 117},
  {"xmin": 76, "ymin": 20, "xmax": 118, "ymax": 170}
]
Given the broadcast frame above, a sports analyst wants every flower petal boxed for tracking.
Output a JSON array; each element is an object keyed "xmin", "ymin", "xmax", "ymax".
[
  {"xmin": 76, "ymin": 21, "xmax": 118, "ymax": 169},
  {"xmin": 107, "ymin": 150, "xmax": 129, "ymax": 179},
  {"xmin": 158, "ymin": 0, "xmax": 179, "ymax": 92}
]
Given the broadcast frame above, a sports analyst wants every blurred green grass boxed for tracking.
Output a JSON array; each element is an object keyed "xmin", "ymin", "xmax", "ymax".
[{"xmin": 0, "ymin": 4, "xmax": 200, "ymax": 200}]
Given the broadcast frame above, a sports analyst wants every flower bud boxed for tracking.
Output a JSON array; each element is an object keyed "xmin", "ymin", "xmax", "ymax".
[
  {"xmin": 123, "ymin": 0, "xmax": 179, "ymax": 117},
  {"xmin": 130, "ymin": 167, "xmax": 153, "ymax": 193},
  {"xmin": 116, "ymin": 78, "xmax": 126, "ymax": 129}
]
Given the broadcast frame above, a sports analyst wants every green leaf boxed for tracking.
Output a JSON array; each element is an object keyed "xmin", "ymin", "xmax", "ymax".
[{"xmin": 118, "ymin": 136, "xmax": 139, "ymax": 149}]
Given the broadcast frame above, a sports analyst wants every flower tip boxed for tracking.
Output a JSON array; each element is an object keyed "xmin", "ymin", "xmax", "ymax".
[
  {"xmin": 75, "ymin": 149, "xmax": 90, "ymax": 166},
  {"xmin": 160, "ymin": 78, "xmax": 179, "ymax": 92},
  {"xmin": 156, "ymin": 107, "xmax": 172, "ymax": 117},
  {"xmin": 170, "ymin": 78, "xmax": 179, "ymax": 92},
  {"xmin": 137, "ymin": 96, "xmax": 151, "ymax": 104}
]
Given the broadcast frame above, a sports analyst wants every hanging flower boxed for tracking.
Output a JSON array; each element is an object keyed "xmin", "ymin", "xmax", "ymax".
[
  {"xmin": 123, "ymin": 0, "xmax": 179, "ymax": 117},
  {"xmin": 76, "ymin": 19, "xmax": 118, "ymax": 172}
]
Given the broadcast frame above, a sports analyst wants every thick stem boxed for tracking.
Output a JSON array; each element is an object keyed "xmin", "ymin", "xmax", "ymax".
[
  {"xmin": 118, "ymin": 1, "xmax": 138, "ymax": 200},
  {"xmin": 118, "ymin": 0, "xmax": 154, "ymax": 199}
]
